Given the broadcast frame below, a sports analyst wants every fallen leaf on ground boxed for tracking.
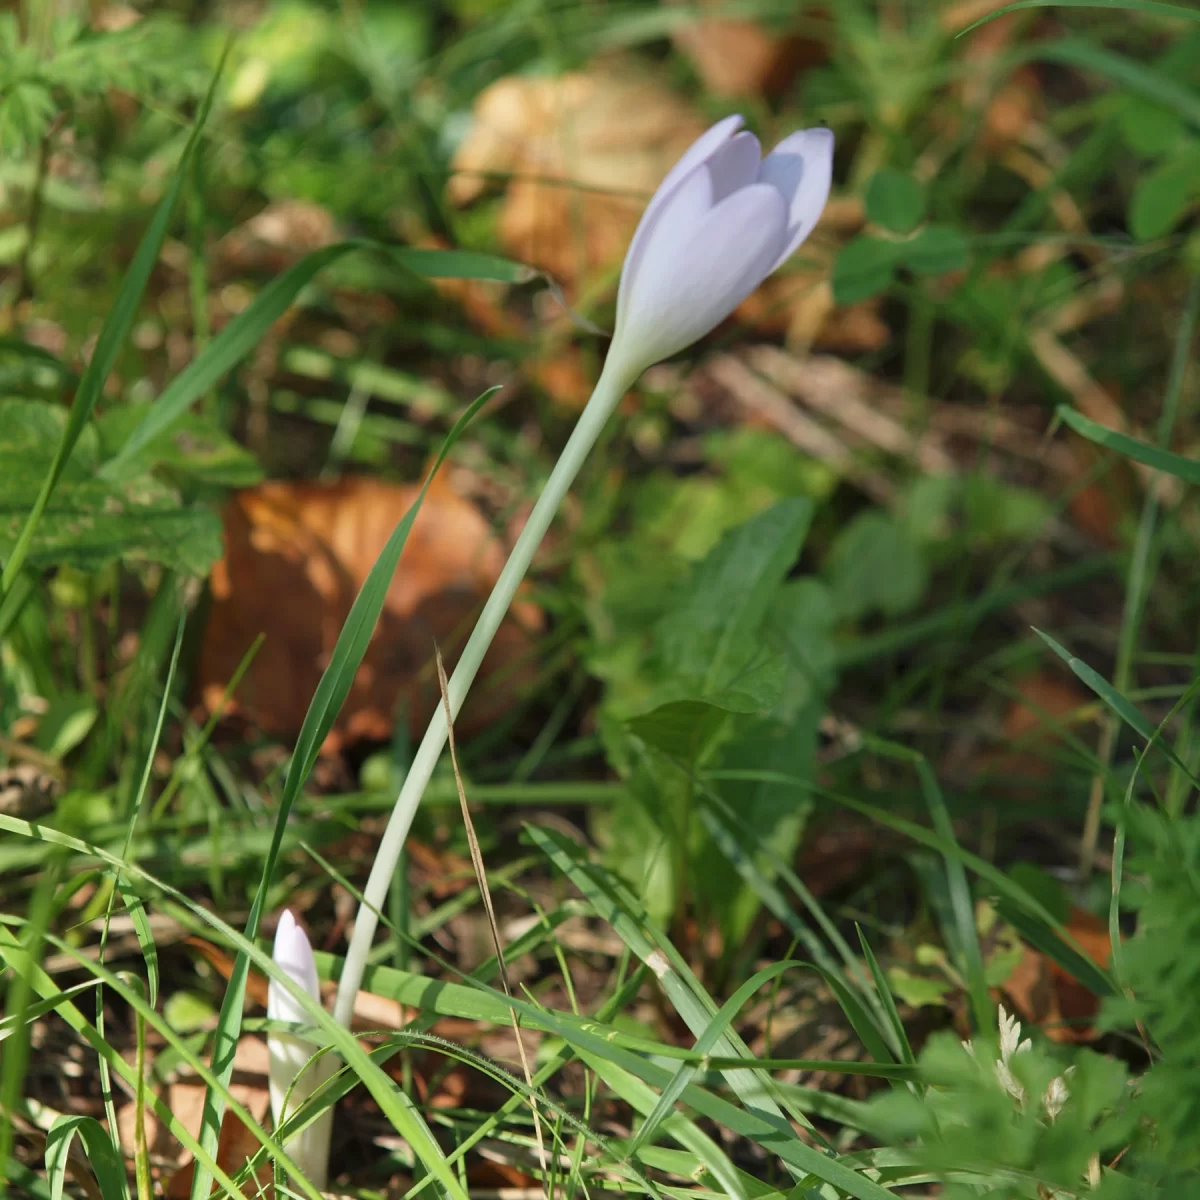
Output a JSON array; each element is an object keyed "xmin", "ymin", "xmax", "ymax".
[
  {"xmin": 117, "ymin": 1035, "xmax": 272, "ymax": 1192},
  {"xmin": 166, "ymin": 1105, "xmax": 274, "ymax": 1200},
  {"xmin": 973, "ymin": 672, "xmax": 1093, "ymax": 785},
  {"xmin": 1002, "ymin": 672, "xmax": 1092, "ymax": 747},
  {"xmin": 669, "ymin": 0, "xmax": 827, "ymax": 97},
  {"xmin": 1004, "ymin": 906, "xmax": 1112, "ymax": 1043},
  {"xmin": 447, "ymin": 63, "xmax": 706, "ymax": 290},
  {"xmin": 196, "ymin": 475, "xmax": 543, "ymax": 754},
  {"xmin": 216, "ymin": 199, "xmax": 339, "ymax": 276}
]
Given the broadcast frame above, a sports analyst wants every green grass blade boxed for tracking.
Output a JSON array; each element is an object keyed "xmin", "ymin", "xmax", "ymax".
[
  {"xmin": 992, "ymin": 899, "xmax": 1116, "ymax": 1000},
  {"xmin": 631, "ymin": 961, "xmax": 799, "ymax": 1158},
  {"xmin": 94, "ymin": 609, "xmax": 181, "ymax": 1164},
  {"xmin": 0, "ymin": 815, "xmax": 469, "ymax": 1200},
  {"xmin": 959, "ymin": 0, "xmax": 1200, "ymax": 35},
  {"xmin": 1031, "ymin": 38, "xmax": 1200, "ymax": 129},
  {"xmin": 856, "ymin": 927, "xmax": 916, "ymax": 1068},
  {"xmin": 0, "ymin": 981, "xmax": 98, "ymax": 1037},
  {"xmin": 0, "ymin": 926, "xmax": 251, "ymax": 1200},
  {"xmin": 735, "ymin": 768, "xmax": 1124, "ymax": 995},
  {"xmin": 917, "ymin": 759, "xmax": 992, "ymax": 1037},
  {"xmin": 521, "ymin": 1007, "xmax": 898, "ymax": 1200},
  {"xmin": 1057, "ymin": 405, "xmax": 1200, "ymax": 486},
  {"xmin": 45, "ymin": 1115, "xmax": 131, "ymax": 1200},
  {"xmin": 1033, "ymin": 627, "xmax": 1200, "ymax": 784},
  {"xmin": 697, "ymin": 794, "xmax": 880, "ymax": 1014},
  {"xmin": 100, "ymin": 243, "xmax": 530, "ymax": 478},
  {"xmin": 575, "ymin": 1046, "xmax": 745, "ymax": 1200},
  {"xmin": 116, "ymin": 886, "xmax": 160, "ymax": 1009},
  {"xmin": 524, "ymin": 824, "xmax": 820, "ymax": 1155},
  {"xmin": 310, "ymin": 950, "xmax": 914, "ymax": 1190},
  {"xmin": 0, "ymin": 861, "xmax": 61, "ymax": 1184},
  {"xmin": 0, "ymin": 50, "xmax": 226, "ymax": 596}
]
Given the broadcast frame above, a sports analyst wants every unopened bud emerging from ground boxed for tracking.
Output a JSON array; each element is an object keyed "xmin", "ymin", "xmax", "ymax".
[{"xmin": 269, "ymin": 910, "xmax": 335, "ymax": 1188}]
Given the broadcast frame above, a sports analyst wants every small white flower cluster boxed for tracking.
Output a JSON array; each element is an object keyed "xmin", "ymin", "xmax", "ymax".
[{"xmin": 964, "ymin": 1006, "xmax": 1072, "ymax": 1121}]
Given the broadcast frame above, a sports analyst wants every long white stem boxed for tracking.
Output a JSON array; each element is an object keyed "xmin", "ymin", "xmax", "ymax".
[{"xmin": 332, "ymin": 356, "xmax": 631, "ymax": 1029}]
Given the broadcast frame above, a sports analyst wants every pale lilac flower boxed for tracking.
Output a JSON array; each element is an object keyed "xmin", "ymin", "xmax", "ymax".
[
  {"xmin": 606, "ymin": 115, "xmax": 834, "ymax": 382},
  {"xmin": 269, "ymin": 910, "xmax": 335, "ymax": 1188}
]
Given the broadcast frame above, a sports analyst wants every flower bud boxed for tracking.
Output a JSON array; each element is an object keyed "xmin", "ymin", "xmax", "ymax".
[{"xmin": 268, "ymin": 910, "xmax": 334, "ymax": 1188}]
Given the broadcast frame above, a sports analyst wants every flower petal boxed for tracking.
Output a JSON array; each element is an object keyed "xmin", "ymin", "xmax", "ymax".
[
  {"xmin": 615, "ymin": 161, "xmax": 714, "ymax": 341},
  {"xmin": 616, "ymin": 115, "xmax": 742, "ymax": 323},
  {"xmin": 612, "ymin": 182, "xmax": 787, "ymax": 375},
  {"xmin": 269, "ymin": 909, "xmax": 321, "ymax": 1025},
  {"xmin": 647, "ymin": 113, "xmax": 744, "ymax": 224},
  {"xmin": 707, "ymin": 131, "xmax": 761, "ymax": 204},
  {"xmin": 758, "ymin": 126, "xmax": 834, "ymax": 269}
]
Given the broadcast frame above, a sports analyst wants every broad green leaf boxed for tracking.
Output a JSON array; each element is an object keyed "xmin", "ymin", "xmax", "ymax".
[
  {"xmin": 656, "ymin": 498, "xmax": 813, "ymax": 696},
  {"xmin": 1058, "ymin": 403, "xmax": 1200, "ymax": 484},
  {"xmin": 901, "ymin": 224, "xmax": 969, "ymax": 277},
  {"xmin": 865, "ymin": 169, "xmax": 926, "ymax": 235},
  {"xmin": 698, "ymin": 581, "xmax": 836, "ymax": 945},
  {"xmin": 1129, "ymin": 148, "xmax": 1200, "ymax": 239},
  {"xmin": 886, "ymin": 966, "xmax": 955, "ymax": 1008},
  {"xmin": 1116, "ymin": 97, "xmax": 1188, "ymax": 157},
  {"xmin": 96, "ymin": 408, "xmax": 264, "ymax": 488},
  {"xmin": 164, "ymin": 990, "xmax": 219, "ymax": 1033},
  {"xmin": 832, "ymin": 236, "xmax": 901, "ymax": 304},
  {"xmin": 0, "ymin": 401, "xmax": 222, "ymax": 575},
  {"xmin": 32, "ymin": 692, "xmax": 97, "ymax": 759},
  {"xmin": 626, "ymin": 698, "xmax": 741, "ymax": 760},
  {"xmin": 825, "ymin": 511, "xmax": 927, "ymax": 621}
]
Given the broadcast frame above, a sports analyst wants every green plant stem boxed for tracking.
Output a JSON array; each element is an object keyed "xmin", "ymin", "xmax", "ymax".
[{"xmin": 332, "ymin": 355, "xmax": 632, "ymax": 1028}]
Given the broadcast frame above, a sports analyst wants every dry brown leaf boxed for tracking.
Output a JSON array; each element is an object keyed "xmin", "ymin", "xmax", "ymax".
[
  {"xmin": 166, "ymin": 1105, "xmax": 275, "ymax": 1200},
  {"xmin": 216, "ymin": 200, "xmax": 339, "ymax": 276},
  {"xmin": 118, "ymin": 1035, "xmax": 272, "ymax": 1191},
  {"xmin": 448, "ymin": 64, "xmax": 706, "ymax": 289},
  {"xmin": 669, "ymin": 1, "xmax": 827, "ymax": 98},
  {"xmin": 196, "ymin": 475, "xmax": 543, "ymax": 755},
  {"xmin": 1002, "ymin": 673, "xmax": 1092, "ymax": 746},
  {"xmin": 530, "ymin": 346, "xmax": 596, "ymax": 411},
  {"xmin": 1004, "ymin": 907, "xmax": 1112, "ymax": 1043},
  {"xmin": 971, "ymin": 672, "xmax": 1092, "ymax": 785}
]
